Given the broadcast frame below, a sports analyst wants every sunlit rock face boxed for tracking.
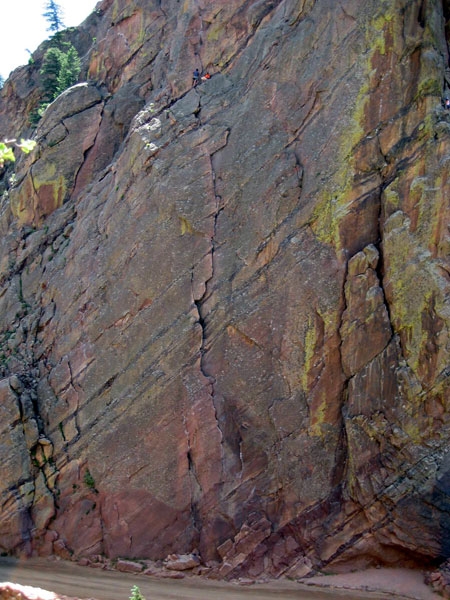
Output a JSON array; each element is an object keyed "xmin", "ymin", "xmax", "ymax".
[{"xmin": 0, "ymin": 0, "xmax": 450, "ymax": 577}]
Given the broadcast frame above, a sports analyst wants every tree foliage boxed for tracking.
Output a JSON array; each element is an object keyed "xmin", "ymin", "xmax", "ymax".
[
  {"xmin": 42, "ymin": 0, "xmax": 65, "ymax": 33},
  {"xmin": 23, "ymin": 4, "xmax": 81, "ymax": 127},
  {"xmin": 40, "ymin": 47, "xmax": 64, "ymax": 101},
  {"xmin": 56, "ymin": 45, "xmax": 81, "ymax": 95},
  {"xmin": 0, "ymin": 139, "xmax": 36, "ymax": 168},
  {"xmin": 40, "ymin": 41, "xmax": 81, "ymax": 102}
]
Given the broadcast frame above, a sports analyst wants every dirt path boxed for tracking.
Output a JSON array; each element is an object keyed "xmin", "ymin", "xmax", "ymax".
[{"xmin": 0, "ymin": 558, "xmax": 440, "ymax": 600}]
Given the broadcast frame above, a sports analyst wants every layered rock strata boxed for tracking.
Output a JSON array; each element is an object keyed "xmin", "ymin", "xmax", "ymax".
[{"xmin": 0, "ymin": 0, "xmax": 450, "ymax": 578}]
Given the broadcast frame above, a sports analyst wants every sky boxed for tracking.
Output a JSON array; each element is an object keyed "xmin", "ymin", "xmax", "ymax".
[{"xmin": 0, "ymin": 0, "xmax": 97, "ymax": 80}]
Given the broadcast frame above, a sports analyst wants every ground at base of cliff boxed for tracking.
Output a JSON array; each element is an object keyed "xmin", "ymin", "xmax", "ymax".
[
  {"xmin": 301, "ymin": 568, "xmax": 441, "ymax": 599},
  {"xmin": 0, "ymin": 558, "xmax": 442, "ymax": 600}
]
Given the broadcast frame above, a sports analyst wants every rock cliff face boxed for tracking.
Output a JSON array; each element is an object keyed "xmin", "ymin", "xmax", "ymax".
[{"xmin": 1, "ymin": 0, "xmax": 450, "ymax": 578}]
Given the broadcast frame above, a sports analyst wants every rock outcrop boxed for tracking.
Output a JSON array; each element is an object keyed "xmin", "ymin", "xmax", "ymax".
[
  {"xmin": 0, "ymin": 582, "xmax": 75, "ymax": 600},
  {"xmin": 0, "ymin": 0, "xmax": 450, "ymax": 579}
]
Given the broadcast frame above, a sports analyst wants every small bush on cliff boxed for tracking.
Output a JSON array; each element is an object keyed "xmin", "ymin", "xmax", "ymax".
[
  {"xmin": 129, "ymin": 585, "xmax": 145, "ymax": 600},
  {"xmin": 83, "ymin": 468, "xmax": 97, "ymax": 491}
]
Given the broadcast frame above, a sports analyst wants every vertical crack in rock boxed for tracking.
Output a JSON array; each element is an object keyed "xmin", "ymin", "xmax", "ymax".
[
  {"xmin": 373, "ymin": 245, "xmax": 395, "ymax": 347},
  {"xmin": 186, "ymin": 136, "xmax": 230, "ymax": 549},
  {"xmin": 97, "ymin": 501, "xmax": 106, "ymax": 556},
  {"xmin": 192, "ymin": 136, "xmax": 228, "ymax": 391},
  {"xmin": 59, "ymin": 120, "xmax": 70, "ymax": 138},
  {"xmin": 183, "ymin": 413, "xmax": 202, "ymax": 535},
  {"xmin": 193, "ymin": 288, "xmax": 213, "ymax": 384},
  {"xmin": 67, "ymin": 359, "xmax": 81, "ymax": 443},
  {"xmin": 28, "ymin": 166, "xmax": 39, "ymax": 213},
  {"xmin": 183, "ymin": 132, "xmax": 226, "ymax": 554},
  {"xmin": 377, "ymin": 187, "xmax": 410, "ymax": 367},
  {"xmin": 194, "ymin": 1, "xmax": 205, "ymax": 71},
  {"xmin": 158, "ymin": 1, "xmax": 167, "ymax": 20},
  {"xmin": 190, "ymin": 150, "xmax": 222, "ymax": 413},
  {"xmin": 335, "ymin": 254, "xmax": 352, "ymax": 503},
  {"xmin": 3, "ymin": 266, "xmax": 60, "ymax": 551},
  {"xmin": 8, "ymin": 379, "xmax": 35, "ymax": 555},
  {"xmin": 373, "ymin": 139, "xmax": 402, "ymax": 356},
  {"xmin": 72, "ymin": 101, "xmax": 105, "ymax": 195},
  {"xmin": 193, "ymin": 95, "xmax": 202, "ymax": 126},
  {"xmin": 15, "ymin": 493, "xmax": 34, "ymax": 557},
  {"xmin": 418, "ymin": 0, "xmax": 426, "ymax": 28},
  {"xmin": 14, "ymin": 371, "xmax": 58, "ymax": 551},
  {"xmin": 337, "ymin": 179, "xmax": 394, "ymax": 524}
]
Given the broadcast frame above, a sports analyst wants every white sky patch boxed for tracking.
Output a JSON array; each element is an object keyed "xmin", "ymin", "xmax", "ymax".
[{"xmin": 0, "ymin": 0, "xmax": 97, "ymax": 80}]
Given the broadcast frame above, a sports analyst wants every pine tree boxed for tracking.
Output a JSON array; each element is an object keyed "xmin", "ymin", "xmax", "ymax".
[
  {"xmin": 40, "ymin": 46, "xmax": 64, "ymax": 101},
  {"xmin": 56, "ymin": 45, "xmax": 81, "ymax": 96},
  {"xmin": 42, "ymin": 0, "xmax": 65, "ymax": 33},
  {"xmin": 40, "ymin": 42, "xmax": 81, "ymax": 102}
]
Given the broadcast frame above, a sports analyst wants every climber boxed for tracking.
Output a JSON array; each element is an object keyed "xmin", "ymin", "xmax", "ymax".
[
  {"xmin": 192, "ymin": 69, "xmax": 200, "ymax": 87},
  {"xmin": 201, "ymin": 72, "xmax": 211, "ymax": 81},
  {"xmin": 445, "ymin": 97, "xmax": 450, "ymax": 110}
]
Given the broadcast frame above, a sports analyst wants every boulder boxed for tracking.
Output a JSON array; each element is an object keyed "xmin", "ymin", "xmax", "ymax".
[{"xmin": 164, "ymin": 553, "xmax": 200, "ymax": 571}]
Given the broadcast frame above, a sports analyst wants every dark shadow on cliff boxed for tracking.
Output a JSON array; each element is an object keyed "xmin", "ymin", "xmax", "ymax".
[{"xmin": 431, "ymin": 452, "xmax": 450, "ymax": 561}]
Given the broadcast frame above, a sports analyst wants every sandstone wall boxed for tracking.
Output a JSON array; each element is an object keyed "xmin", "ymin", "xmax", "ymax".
[{"xmin": 0, "ymin": 0, "xmax": 450, "ymax": 577}]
